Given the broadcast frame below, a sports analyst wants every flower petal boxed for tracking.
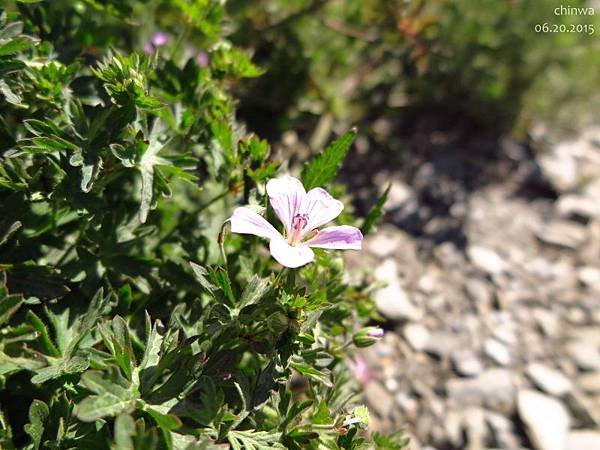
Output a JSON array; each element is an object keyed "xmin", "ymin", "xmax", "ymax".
[
  {"xmin": 229, "ymin": 207, "xmax": 282, "ymax": 241},
  {"xmin": 266, "ymin": 175, "xmax": 306, "ymax": 234},
  {"xmin": 301, "ymin": 188, "xmax": 344, "ymax": 234},
  {"xmin": 305, "ymin": 225, "xmax": 363, "ymax": 249},
  {"xmin": 269, "ymin": 239, "xmax": 314, "ymax": 268}
]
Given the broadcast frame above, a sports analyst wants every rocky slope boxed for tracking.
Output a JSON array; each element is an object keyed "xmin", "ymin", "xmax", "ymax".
[{"xmin": 347, "ymin": 126, "xmax": 600, "ymax": 450}]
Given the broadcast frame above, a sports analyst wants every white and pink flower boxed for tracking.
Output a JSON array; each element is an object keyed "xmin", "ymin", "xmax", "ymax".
[{"xmin": 228, "ymin": 175, "xmax": 363, "ymax": 268}]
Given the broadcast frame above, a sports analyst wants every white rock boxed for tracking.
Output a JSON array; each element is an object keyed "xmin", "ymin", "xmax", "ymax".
[
  {"xmin": 451, "ymin": 349, "xmax": 484, "ymax": 377},
  {"xmin": 468, "ymin": 246, "xmax": 508, "ymax": 275},
  {"xmin": 446, "ymin": 369, "xmax": 515, "ymax": 412},
  {"xmin": 567, "ymin": 340, "xmax": 600, "ymax": 371},
  {"xmin": 578, "ymin": 266, "xmax": 600, "ymax": 289},
  {"xmin": 535, "ymin": 221, "xmax": 587, "ymax": 249},
  {"xmin": 423, "ymin": 331, "xmax": 459, "ymax": 359},
  {"xmin": 364, "ymin": 381, "xmax": 394, "ymax": 418},
  {"xmin": 366, "ymin": 228, "xmax": 407, "ymax": 258},
  {"xmin": 577, "ymin": 372, "xmax": 600, "ymax": 393},
  {"xmin": 539, "ymin": 144, "xmax": 579, "ymax": 193},
  {"xmin": 374, "ymin": 259, "xmax": 423, "ymax": 321},
  {"xmin": 403, "ymin": 323, "xmax": 430, "ymax": 351},
  {"xmin": 386, "ymin": 180, "xmax": 414, "ymax": 209},
  {"xmin": 566, "ymin": 430, "xmax": 600, "ymax": 450},
  {"xmin": 517, "ymin": 390, "xmax": 570, "ymax": 450},
  {"xmin": 526, "ymin": 363, "xmax": 573, "ymax": 396},
  {"xmin": 484, "ymin": 339, "xmax": 511, "ymax": 366},
  {"xmin": 557, "ymin": 195, "xmax": 600, "ymax": 219}
]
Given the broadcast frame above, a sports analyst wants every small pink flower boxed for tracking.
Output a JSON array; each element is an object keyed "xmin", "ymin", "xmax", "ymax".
[
  {"xmin": 151, "ymin": 32, "xmax": 170, "ymax": 47},
  {"xmin": 196, "ymin": 50, "xmax": 209, "ymax": 67},
  {"xmin": 143, "ymin": 42, "xmax": 155, "ymax": 55},
  {"xmin": 228, "ymin": 175, "xmax": 363, "ymax": 268},
  {"xmin": 349, "ymin": 355, "xmax": 372, "ymax": 384}
]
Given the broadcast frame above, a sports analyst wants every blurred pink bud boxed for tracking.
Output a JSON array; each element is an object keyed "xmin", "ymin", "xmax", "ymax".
[
  {"xmin": 367, "ymin": 327, "xmax": 384, "ymax": 338},
  {"xmin": 143, "ymin": 42, "xmax": 154, "ymax": 55},
  {"xmin": 151, "ymin": 32, "xmax": 170, "ymax": 47},
  {"xmin": 349, "ymin": 355, "xmax": 372, "ymax": 385},
  {"xmin": 196, "ymin": 50, "xmax": 209, "ymax": 67}
]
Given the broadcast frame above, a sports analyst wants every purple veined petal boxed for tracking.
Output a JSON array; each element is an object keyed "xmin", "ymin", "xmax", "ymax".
[
  {"xmin": 269, "ymin": 239, "xmax": 314, "ymax": 268},
  {"xmin": 229, "ymin": 207, "xmax": 282, "ymax": 241},
  {"xmin": 266, "ymin": 175, "xmax": 306, "ymax": 234},
  {"xmin": 300, "ymin": 187, "xmax": 343, "ymax": 235},
  {"xmin": 151, "ymin": 32, "xmax": 170, "ymax": 47},
  {"xmin": 305, "ymin": 225, "xmax": 363, "ymax": 250}
]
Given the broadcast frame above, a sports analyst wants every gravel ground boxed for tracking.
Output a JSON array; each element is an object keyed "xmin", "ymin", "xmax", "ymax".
[{"xmin": 345, "ymin": 126, "xmax": 600, "ymax": 450}]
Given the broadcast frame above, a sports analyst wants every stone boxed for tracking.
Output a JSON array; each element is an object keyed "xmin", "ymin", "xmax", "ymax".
[
  {"xmin": 564, "ymin": 390, "xmax": 600, "ymax": 427},
  {"xmin": 465, "ymin": 278, "xmax": 493, "ymax": 305},
  {"xmin": 577, "ymin": 372, "xmax": 600, "ymax": 393},
  {"xmin": 535, "ymin": 220, "xmax": 587, "ymax": 249},
  {"xmin": 517, "ymin": 390, "xmax": 570, "ymax": 450},
  {"xmin": 423, "ymin": 331, "xmax": 459, "ymax": 359},
  {"xmin": 526, "ymin": 363, "xmax": 573, "ymax": 396},
  {"xmin": 484, "ymin": 339, "xmax": 511, "ymax": 366},
  {"xmin": 566, "ymin": 430, "xmax": 600, "ymax": 450},
  {"xmin": 374, "ymin": 259, "xmax": 423, "ymax": 321},
  {"xmin": 386, "ymin": 180, "xmax": 414, "ymax": 209},
  {"xmin": 485, "ymin": 411, "xmax": 520, "ymax": 450},
  {"xmin": 557, "ymin": 195, "xmax": 600, "ymax": 219},
  {"xmin": 364, "ymin": 381, "xmax": 394, "ymax": 418},
  {"xmin": 539, "ymin": 143, "xmax": 579, "ymax": 193},
  {"xmin": 566, "ymin": 340, "xmax": 600, "ymax": 371},
  {"xmin": 395, "ymin": 391, "xmax": 419, "ymax": 417},
  {"xmin": 366, "ymin": 227, "xmax": 408, "ymax": 258},
  {"xmin": 532, "ymin": 308, "xmax": 562, "ymax": 336},
  {"xmin": 446, "ymin": 369, "xmax": 515, "ymax": 412},
  {"xmin": 468, "ymin": 246, "xmax": 508, "ymax": 275},
  {"xmin": 578, "ymin": 266, "xmax": 600, "ymax": 289},
  {"xmin": 451, "ymin": 349, "xmax": 484, "ymax": 377},
  {"xmin": 403, "ymin": 323, "xmax": 430, "ymax": 352}
]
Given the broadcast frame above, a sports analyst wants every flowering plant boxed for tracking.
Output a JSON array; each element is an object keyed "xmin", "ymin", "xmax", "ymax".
[
  {"xmin": 229, "ymin": 175, "xmax": 363, "ymax": 268},
  {"xmin": 0, "ymin": 2, "xmax": 405, "ymax": 449}
]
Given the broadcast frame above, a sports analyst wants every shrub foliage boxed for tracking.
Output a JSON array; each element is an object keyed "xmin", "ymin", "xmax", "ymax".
[{"xmin": 0, "ymin": 1, "xmax": 400, "ymax": 449}]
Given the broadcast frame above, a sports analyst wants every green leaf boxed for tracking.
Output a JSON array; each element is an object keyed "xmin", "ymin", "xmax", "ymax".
[
  {"xmin": 24, "ymin": 400, "xmax": 49, "ymax": 450},
  {"xmin": 138, "ymin": 120, "xmax": 170, "ymax": 223},
  {"xmin": 0, "ymin": 36, "xmax": 38, "ymax": 56},
  {"xmin": 290, "ymin": 362, "xmax": 332, "ymax": 388},
  {"xmin": 0, "ymin": 221, "xmax": 21, "ymax": 247},
  {"xmin": 99, "ymin": 316, "xmax": 136, "ymax": 381},
  {"xmin": 311, "ymin": 400, "xmax": 332, "ymax": 425},
  {"xmin": 23, "ymin": 119, "xmax": 62, "ymax": 137},
  {"xmin": 26, "ymin": 311, "xmax": 61, "ymax": 357},
  {"xmin": 31, "ymin": 355, "xmax": 89, "ymax": 384},
  {"xmin": 227, "ymin": 430, "xmax": 285, "ymax": 450},
  {"xmin": 0, "ymin": 409, "xmax": 14, "ymax": 450},
  {"xmin": 189, "ymin": 262, "xmax": 218, "ymax": 296},
  {"xmin": 238, "ymin": 275, "xmax": 270, "ymax": 309},
  {"xmin": 0, "ymin": 80, "xmax": 21, "ymax": 105},
  {"xmin": 74, "ymin": 370, "xmax": 138, "ymax": 421},
  {"xmin": 301, "ymin": 128, "xmax": 357, "ymax": 190},
  {"xmin": 361, "ymin": 184, "xmax": 390, "ymax": 235},
  {"xmin": 139, "ymin": 321, "xmax": 161, "ymax": 366},
  {"xmin": 67, "ymin": 287, "xmax": 111, "ymax": 355},
  {"xmin": 0, "ymin": 271, "xmax": 22, "ymax": 326},
  {"xmin": 113, "ymin": 415, "xmax": 136, "ymax": 450},
  {"xmin": 139, "ymin": 403, "xmax": 181, "ymax": 450}
]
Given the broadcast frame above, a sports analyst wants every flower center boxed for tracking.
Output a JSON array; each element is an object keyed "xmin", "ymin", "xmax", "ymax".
[{"xmin": 288, "ymin": 213, "xmax": 308, "ymax": 245}]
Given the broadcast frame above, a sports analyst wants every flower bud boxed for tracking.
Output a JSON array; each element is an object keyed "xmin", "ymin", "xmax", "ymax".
[{"xmin": 352, "ymin": 326, "xmax": 384, "ymax": 347}]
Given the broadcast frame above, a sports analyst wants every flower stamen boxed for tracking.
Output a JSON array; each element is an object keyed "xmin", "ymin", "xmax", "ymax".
[{"xmin": 288, "ymin": 213, "xmax": 308, "ymax": 245}]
